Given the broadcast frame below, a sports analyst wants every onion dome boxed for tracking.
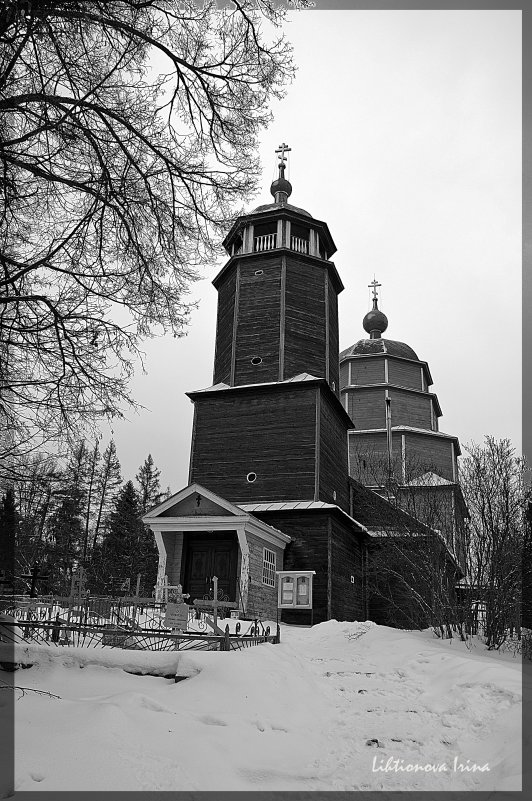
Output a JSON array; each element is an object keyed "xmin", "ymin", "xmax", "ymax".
[
  {"xmin": 270, "ymin": 161, "xmax": 292, "ymax": 204},
  {"xmin": 363, "ymin": 304, "xmax": 388, "ymax": 338},
  {"xmin": 340, "ymin": 279, "xmax": 419, "ymax": 361}
]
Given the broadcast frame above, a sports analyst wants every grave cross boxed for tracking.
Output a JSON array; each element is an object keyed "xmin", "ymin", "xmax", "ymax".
[{"xmin": 192, "ymin": 575, "xmax": 238, "ymax": 630}]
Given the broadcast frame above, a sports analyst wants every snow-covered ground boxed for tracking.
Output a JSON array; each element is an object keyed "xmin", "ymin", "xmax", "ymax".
[{"xmin": 6, "ymin": 621, "xmax": 522, "ymax": 792}]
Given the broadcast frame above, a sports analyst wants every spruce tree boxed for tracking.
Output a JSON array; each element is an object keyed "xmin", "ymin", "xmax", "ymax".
[
  {"xmin": 99, "ymin": 480, "xmax": 158, "ymax": 595},
  {"xmin": 136, "ymin": 454, "xmax": 165, "ymax": 514}
]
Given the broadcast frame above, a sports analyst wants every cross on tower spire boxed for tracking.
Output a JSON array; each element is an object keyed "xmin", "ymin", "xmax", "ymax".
[
  {"xmin": 275, "ymin": 142, "xmax": 291, "ymax": 167},
  {"xmin": 270, "ymin": 142, "xmax": 293, "ymax": 203},
  {"xmin": 368, "ymin": 277, "xmax": 381, "ymax": 309}
]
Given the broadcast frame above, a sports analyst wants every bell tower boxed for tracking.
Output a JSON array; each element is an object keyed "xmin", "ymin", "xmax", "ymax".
[
  {"xmin": 187, "ymin": 146, "xmax": 353, "ymax": 512},
  {"xmin": 212, "ymin": 144, "xmax": 342, "ymax": 395}
]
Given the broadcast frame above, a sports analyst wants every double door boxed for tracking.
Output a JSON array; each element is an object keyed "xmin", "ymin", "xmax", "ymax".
[{"xmin": 183, "ymin": 535, "xmax": 238, "ymax": 603}]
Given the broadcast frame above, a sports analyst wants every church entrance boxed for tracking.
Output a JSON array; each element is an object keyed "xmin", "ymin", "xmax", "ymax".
[{"xmin": 182, "ymin": 532, "xmax": 238, "ymax": 603}]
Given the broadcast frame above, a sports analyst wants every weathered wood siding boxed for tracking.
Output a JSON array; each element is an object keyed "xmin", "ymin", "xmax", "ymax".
[
  {"xmin": 284, "ymin": 256, "xmax": 327, "ymax": 380},
  {"xmin": 255, "ymin": 510, "xmax": 366, "ymax": 623},
  {"xmin": 348, "ymin": 432, "xmax": 402, "ymax": 485},
  {"xmin": 340, "ymin": 360, "xmax": 349, "ymax": 389},
  {"xmin": 213, "ymin": 265, "xmax": 236, "ymax": 385},
  {"xmin": 346, "ymin": 387, "xmax": 386, "ymax": 429},
  {"xmin": 350, "ymin": 358, "xmax": 385, "ymax": 386},
  {"xmin": 397, "ymin": 486, "xmax": 456, "ymax": 551},
  {"xmin": 318, "ymin": 391, "xmax": 350, "ymax": 512},
  {"xmin": 329, "ymin": 516, "xmax": 366, "ymax": 622},
  {"xmin": 388, "ymin": 388, "xmax": 432, "ymax": 429},
  {"xmin": 254, "ymin": 511, "xmax": 329, "ymax": 623},
  {"xmin": 189, "ymin": 386, "xmax": 318, "ymax": 503},
  {"xmin": 213, "ymin": 252, "xmax": 341, "ymax": 391},
  {"xmin": 388, "ymin": 358, "xmax": 422, "ymax": 390},
  {"xmin": 245, "ymin": 531, "xmax": 284, "ymax": 620},
  {"xmin": 327, "ymin": 273, "xmax": 340, "ymax": 395},
  {"xmin": 404, "ymin": 433, "xmax": 455, "ymax": 482},
  {"xmin": 233, "ymin": 258, "xmax": 282, "ymax": 386}
]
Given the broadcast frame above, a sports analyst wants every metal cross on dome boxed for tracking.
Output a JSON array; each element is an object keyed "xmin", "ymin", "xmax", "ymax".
[
  {"xmin": 368, "ymin": 277, "xmax": 382, "ymax": 302},
  {"xmin": 275, "ymin": 142, "xmax": 291, "ymax": 165}
]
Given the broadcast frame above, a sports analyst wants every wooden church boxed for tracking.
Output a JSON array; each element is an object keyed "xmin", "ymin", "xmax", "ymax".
[{"xmin": 143, "ymin": 146, "xmax": 467, "ymax": 625}]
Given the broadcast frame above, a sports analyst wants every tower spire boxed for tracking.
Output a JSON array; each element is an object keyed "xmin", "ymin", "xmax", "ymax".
[{"xmin": 271, "ymin": 142, "xmax": 292, "ymax": 205}]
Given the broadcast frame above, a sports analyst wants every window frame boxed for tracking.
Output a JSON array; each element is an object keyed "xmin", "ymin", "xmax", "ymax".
[{"xmin": 262, "ymin": 547, "xmax": 276, "ymax": 587}]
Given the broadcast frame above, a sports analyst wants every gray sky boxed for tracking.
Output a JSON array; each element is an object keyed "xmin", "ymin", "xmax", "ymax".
[{"xmin": 103, "ymin": 9, "xmax": 522, "ymax": 492}]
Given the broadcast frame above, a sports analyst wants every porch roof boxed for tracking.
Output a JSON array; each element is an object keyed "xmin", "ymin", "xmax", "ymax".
[{"xmin": 142, "ymin": 483, "xmax": 291, "ymax": 549}]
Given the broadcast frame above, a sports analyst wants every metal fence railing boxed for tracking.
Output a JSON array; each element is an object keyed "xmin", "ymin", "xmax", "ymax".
[{"xmin": 0, "ymin": 595, "xmax": 279, "ymax": 653}]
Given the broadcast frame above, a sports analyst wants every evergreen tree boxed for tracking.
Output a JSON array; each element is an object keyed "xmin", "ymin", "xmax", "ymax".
[
  {"xmin": 136, "ymin": 454, "xmax": 165, "ymax": 514},
  {"xmin": 135, "ymin": 455, "xmax": 167, "ymax": 595},
  {"xmin": 92, "ymin": 440, "xmax": 122, "ymax": 551},
  {"xmin": 46, "ymin": 441, "xmax": 88, "ymax": 593},
  {"xmin": 96, "ymin": 480, "xmax": 157, "ymax": 596},
  {"xmin": 82, "ymin": 440, "xmax": 101, "ymax": 562},
  {"xmin": 0, "ymin": 487, "xmax": 18, "ymax": 588}
]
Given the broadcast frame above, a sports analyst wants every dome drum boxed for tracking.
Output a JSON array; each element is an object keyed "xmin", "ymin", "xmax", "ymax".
[{"xmin": 222, "ymin": 206, "xmax": 336, "ymax": 262}]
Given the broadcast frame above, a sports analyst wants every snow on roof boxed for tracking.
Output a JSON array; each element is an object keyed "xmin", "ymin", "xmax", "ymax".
[
  {"xmin": 190, "ymin": 373, "xmax": 321, "ymax": 394},
  {"xmin": 406, "ymin": 471, "xmax": 455, "ymax": 487}
]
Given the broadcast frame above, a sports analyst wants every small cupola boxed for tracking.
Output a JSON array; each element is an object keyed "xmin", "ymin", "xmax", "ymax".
[
  {"xmin": 270, "ymin": 143, "xmax": 292, "ymax": 205},
  {"xmin": 220, "ymin": 143, "xmax": 337, "ymax": 262},
  {"xmin": 363, "ymin": 278, "xmax": 388, "ymax": 339}
]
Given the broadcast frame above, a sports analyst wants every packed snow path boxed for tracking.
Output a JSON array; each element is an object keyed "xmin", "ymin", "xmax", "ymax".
[{"xmin": 10, "ymin": 621, "xmax": 522, "ymax": 791}]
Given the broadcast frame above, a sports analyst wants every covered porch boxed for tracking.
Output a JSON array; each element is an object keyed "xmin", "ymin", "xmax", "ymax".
[{"xmin": 142, "ymin": 484, "xmax": 290, "ymax": 619}]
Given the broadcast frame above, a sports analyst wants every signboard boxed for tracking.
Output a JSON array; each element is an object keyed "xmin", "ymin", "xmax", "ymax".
[
  {"xmin": 164, "ymin": 602, "xmax": 189, "ymax": 630},
  {"xmin": 276, "ymin": 571, "xmax": 315, "ymax": 610}
]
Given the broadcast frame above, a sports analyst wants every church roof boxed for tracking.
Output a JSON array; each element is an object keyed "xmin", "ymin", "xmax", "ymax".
[
  {"xmin": 189, "ymin": 373, "xmax": 322, "ymax": 394},
  {"xmin": 348, "ymin": 478, "xmax": 427, "ymax": 532},
  {"xmin": 406, "ymin": 471, "xmax": 455, "ymax": 487},
  {"xmin": 252, "ymin": 201, "xmax": 312, "ymax": 217},
  {"xmin": 239, "ymin": 500, "xmax": 370, "ymax": 534},
  {"xmin": 340, "ymin": 338, "xmax": 419, "ymax": 361}
]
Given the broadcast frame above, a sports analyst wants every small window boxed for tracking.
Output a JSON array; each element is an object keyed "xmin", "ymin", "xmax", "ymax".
[
  {"xmin": 254, "ymin": 270, "xmax": 264, "ymax": 276},
  {"xmin": 251, "ymin": 356, "xmax": 262, "ymax": 365},
  {"xmin": 246, "ymin": 472, "xmax": 257, "ymax": 483},
  {"xmin": 262, "ymin": 548, "xmax": 276, "ymax": 587}
]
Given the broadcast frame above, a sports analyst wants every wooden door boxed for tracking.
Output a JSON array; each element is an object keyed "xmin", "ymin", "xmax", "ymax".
[{"xmin": 183, "ymin": 536, "xmax": 238, "ymax": 603}]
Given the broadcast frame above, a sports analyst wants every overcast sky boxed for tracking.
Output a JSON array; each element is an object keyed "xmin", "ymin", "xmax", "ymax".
[{"xmin": 102, "ymin": 9, "xmax": 522, "ymax": 492}]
